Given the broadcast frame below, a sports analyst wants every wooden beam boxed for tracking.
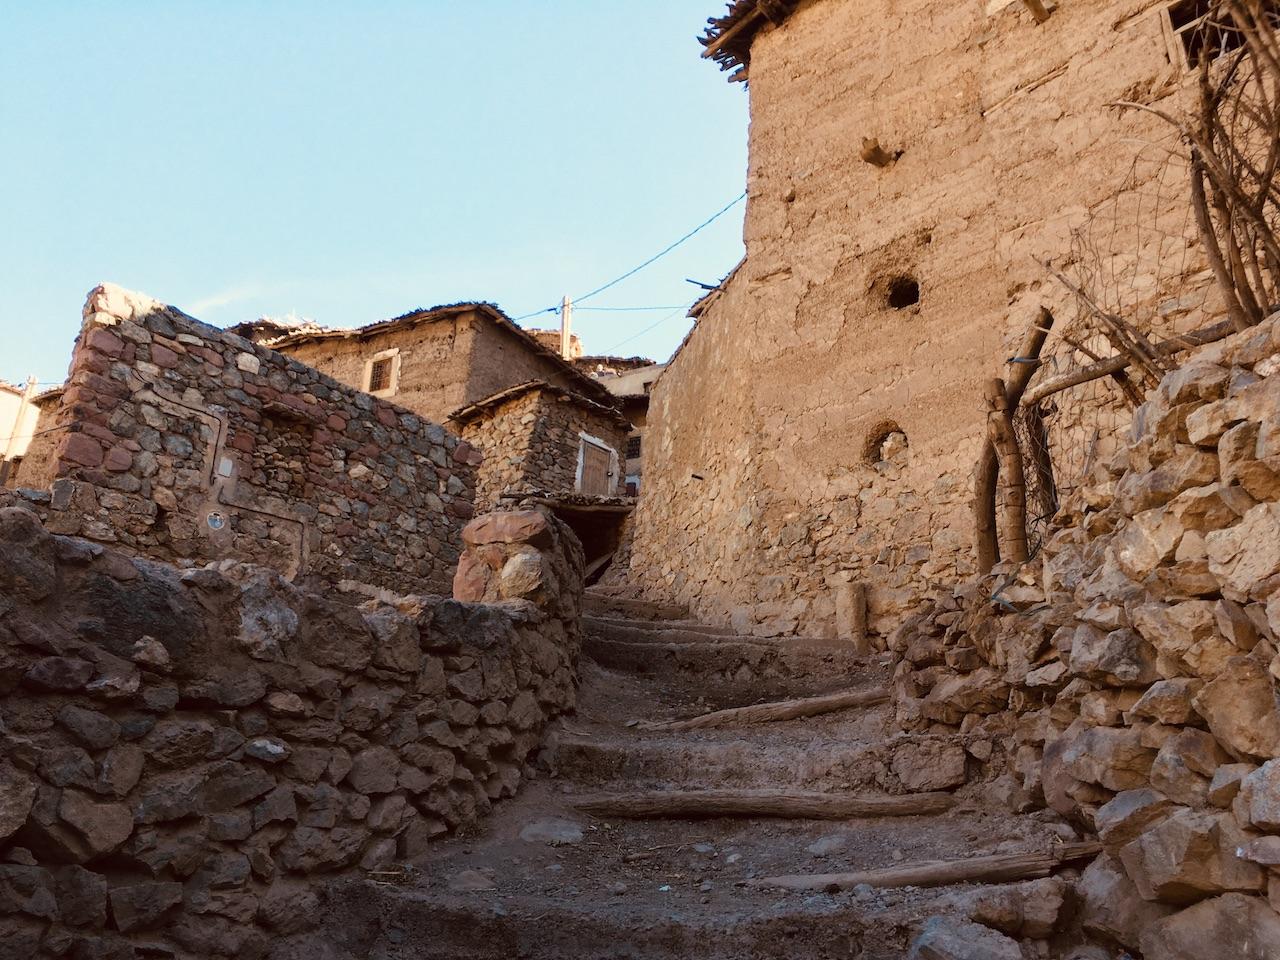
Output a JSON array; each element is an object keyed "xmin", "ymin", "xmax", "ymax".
[
  {"xmin": 573, "ymin": 789, "xmax": 954, "ymax": 820},
  {"xmin": 750, "ymin": 842, "xmax": 1103, "ymax": 892},
  {"xmin": 637, "ymin": 687, "xmax": 888, "ymax": 732},
  {"xmin": 702, "ymin": 9, "xmax": 764, "ymax": 60}
]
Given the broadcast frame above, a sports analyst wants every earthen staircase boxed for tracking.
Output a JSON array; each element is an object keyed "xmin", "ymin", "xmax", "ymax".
[{"xmin": 301, "ymin": 590, "xmax": 1067, "ymax": 960}]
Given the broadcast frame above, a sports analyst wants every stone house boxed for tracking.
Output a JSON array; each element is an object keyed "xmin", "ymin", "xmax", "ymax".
[
  {"xmin": 242, "ymin": 302, "xmax": 632, "ymax": 512},
  {"xmin": 246, "ymin": 303, "xmax": 618, "ymax": 428},
  {"xmin": 1, "ymin": 381, "xmax": 63, "ymax": 488},
  {"xmin": 626, "ymin": 0, "xmax": 1244, "ymax": 639}
]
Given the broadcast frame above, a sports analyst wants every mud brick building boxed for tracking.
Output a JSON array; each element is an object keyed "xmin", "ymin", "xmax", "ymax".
[
  {"xmin": 627, "ymin": 0, "xmax": 1234, "ymax": 639},
  {"xmin": 250, "ymin": 303, "xmax": 619, "ymax": 429}
]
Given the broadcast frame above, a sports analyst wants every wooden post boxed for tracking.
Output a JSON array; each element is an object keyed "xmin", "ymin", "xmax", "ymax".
[
  {"xmin": 835, "ymin": 579, "xmax": 871, "ymax": 654},
  {"xmin": 973, "ymin": 308, "xmax": 1054, "ymax": 573},
  {"xmin": 559, "ymin": 295, "xmax": 574, "ymax": 359},
  {"xmin": 986, "ymin": 377, "xmax": 1029, "ymax": 565}
]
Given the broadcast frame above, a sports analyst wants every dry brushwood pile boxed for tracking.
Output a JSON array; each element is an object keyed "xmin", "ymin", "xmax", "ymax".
[{"xmin": 891, "ymin": 313, "xmax": 1280, "ymax": 956}]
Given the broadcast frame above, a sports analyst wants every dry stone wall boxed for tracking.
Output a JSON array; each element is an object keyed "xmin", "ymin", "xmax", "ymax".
[
  {"xmin": 889, "ymin": 315, "xmax": 1280, "ymax": 956},
  {"xmin": 456, "ymin": 387, "xmax": 627, "ymax": 512},
  {"xmin": 629, "ymin": 0, "xmax": 1218, "ymax": 640},
  {"xmin": 0, "ymin": 505, "xmax": 584, "ymax": 959},
  {"xmin": 26, "ymin": 284, "xmax": 479, "ymax": 595}
]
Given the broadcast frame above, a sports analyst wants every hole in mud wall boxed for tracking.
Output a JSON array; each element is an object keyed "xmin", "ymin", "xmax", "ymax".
[
  {"xmin": 886, "ymin": 275, "xmax": 920, "ymax": 310},
  {"xmin": 863, "ymin": 421, "xmax": 909, "ymax": 467}
]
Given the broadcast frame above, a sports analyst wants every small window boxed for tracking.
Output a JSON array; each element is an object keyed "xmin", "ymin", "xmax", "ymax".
[
  {"xmin": 1165, "ymin": 0, "xmax": 1278, "ymax": 69},
  {"xmin": 364, "ymin": 349, "xmax": 400, "ymax": 397},
  {"xmin": 368, "ymin": 358, "xmax": 392, "ymax": 392},
  {"xmin": 626, "ymin": 435, "xmax": 642, "ymax": 459}
]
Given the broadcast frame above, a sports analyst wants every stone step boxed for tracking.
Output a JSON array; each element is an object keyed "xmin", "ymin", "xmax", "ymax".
[
  {"xmin": 582, "ymin": 592, "xmax": 690, "ymax": 621},
  {"xmin": 584, "ymin": 634, "xmax": 866, "ymax": 686},
  {"xmin": 584, "ymin": 613, "xmax": 739, "ymax": 639},
  {"xmin": 552, "ymin": 731, "xmax": 969, "ymax": 796},
  {"xmin": 290, "ymin": 789, "xmax": 1066, "ymax": 960}
]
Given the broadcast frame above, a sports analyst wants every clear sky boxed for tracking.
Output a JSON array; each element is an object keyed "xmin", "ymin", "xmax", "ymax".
[{"xmin": 0, "ymin": 1, "xmax": 749, "ymax": 388}]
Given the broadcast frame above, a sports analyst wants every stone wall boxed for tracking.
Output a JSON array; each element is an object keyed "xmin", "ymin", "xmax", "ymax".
[
  {"xmin": 889, "ymin": 315, "xmax": 1280, "ymax": 955},
  {"xmin": 0, "ymin": 505, "xmax": 584, "ymax": 959},
  {"xmin": 454, "ymin": 386, "xmax": 628, "ymax": 512},
  {"xmin": 629, "ymin": 0, "xmax": 1219, "ymax": 639},
  {"xmin": 27, "ymin": 285, "xmax": 479, "ymax": 595}
]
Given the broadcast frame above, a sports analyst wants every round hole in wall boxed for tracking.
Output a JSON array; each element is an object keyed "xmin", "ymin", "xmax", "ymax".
[
  {"xmin": 863, "ymin": 421, "xmax": 909, "ymax": 466},
  {"xmin": 886, "ymin": 275, "xmax": 920, "ymax": 310}
]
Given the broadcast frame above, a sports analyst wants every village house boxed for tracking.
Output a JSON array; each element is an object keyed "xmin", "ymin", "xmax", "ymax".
[
  {"xmin": 584, "ymin": 358, "xmax": 668, "ymax": 494},
  {"xmin": 624, "ymin": 0, "xmax": 1249, "ymax": 640},
  {"xmin": 1, "ymin": 379, "xmax": 64, "ymax": 488},
  {"xmin": 236, "ymin": 302, "xmax": 640, "ymax": 573}
]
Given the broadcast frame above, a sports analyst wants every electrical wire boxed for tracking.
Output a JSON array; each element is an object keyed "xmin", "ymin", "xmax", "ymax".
[
  {"xmin": 574, "ymin": 305, "xmax": 688, "ymax": 313},
  {"xmin": 603, "ymin": 302, "xmax": 696, "ymax": 353},
  {"xmin": 512, "ymin": 191, "xmax": 746, "ymax": 322}
]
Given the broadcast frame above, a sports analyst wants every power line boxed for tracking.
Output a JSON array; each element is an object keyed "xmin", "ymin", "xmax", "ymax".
[
  {"xmin": 575, "ymin": 305, "xmax": 688, "ymax": 313},
  {"xmin": 512, "ymin": 191, "xmax": 746, "ymax": 322},
  {"xmin": 604, "ymin": 302, "xmax": 696, "ymax": 353}
]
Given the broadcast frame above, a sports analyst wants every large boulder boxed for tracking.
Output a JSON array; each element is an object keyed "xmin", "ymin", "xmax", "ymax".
[
  {"xmin": 1078, "ymin": 852, "xmax": 1177, "ymax": 951},
  {"xmin": 1193, "ymin": 657, "xmax": 1280, "ymax": 759},
  {"xmin": 906, "ymin": 916, "xmax": 1022, "ymax": 960},
  {"xmin": 1139, "ymin": 893, "xmax": 1280, "ymax": 959},
  {"xmin": 1119, "ymin": 808, "xmax": 1264, "ymax": 904}
]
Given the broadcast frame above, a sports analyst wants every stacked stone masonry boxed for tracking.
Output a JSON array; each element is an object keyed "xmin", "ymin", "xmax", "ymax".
[
  {"xmin": 453, "ymin": 384, "xmax": 628, "ymax": 512},
  {"xmin": 0, "ymin": 505, "xmax": 584, "ymax": 959},
  {"xmin": 890, "ymin": 315, "xmax": 1280, "ymax": 955},
  {"xmin": 628, "ymin": 0, "xmax": 1225, "ymax": 641},
  {"xmin": 24, "ymin": 285, "xmax": 480, "ymax": 595}
]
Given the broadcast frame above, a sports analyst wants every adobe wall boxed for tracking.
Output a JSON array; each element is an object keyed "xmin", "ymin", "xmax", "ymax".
[
  {"xmin": 0, "ymin": 505, "xmax": 584, "ymax": 958},
  {"xmin": 456, "ymin": 389, "xmax": 629, "ymax": 512},
  {"xmin": 280, "ymin": 317, "xmax": 468, "ymax": 425},
  {"xmin": 31, "ymin": 285, "xmax": 478, "ymax": 595},
  {"xmin": 462, "ymin": 318, "xmax": 587, "ymax": 408},
  {"xmin": 630, "ymin": 0, "xmax": 1216, "ymax": 638},
  {"xmin": 5, "ymin": 396, "xmax": 61, "ymax": 490}
]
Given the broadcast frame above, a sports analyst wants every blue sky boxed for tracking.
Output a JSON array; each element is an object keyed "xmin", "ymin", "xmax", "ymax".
[{"xmin": 0, "ymin": 2, "xmax": 748, "ymax": 387}]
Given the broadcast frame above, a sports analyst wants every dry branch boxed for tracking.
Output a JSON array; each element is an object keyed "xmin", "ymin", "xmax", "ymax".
[
  {"xmin": 749, "ymin": 841, "xmax": 1103, "ymax": 892},
  {"xmin": 573, "ymin": 790, "xmax": 954, "ymax": 821},
  {"xmin": 1021, "ymin": 319, "xmax": 1236, "ymax": 405},
  {"xmin": 636, "ymin": 687, "xmax": 888, "ymax": 732}
]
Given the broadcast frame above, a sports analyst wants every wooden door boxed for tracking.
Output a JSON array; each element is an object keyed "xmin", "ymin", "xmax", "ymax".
[{"xmin": 580, "ymin": 440, "xmax": 613, "ymax": 496}]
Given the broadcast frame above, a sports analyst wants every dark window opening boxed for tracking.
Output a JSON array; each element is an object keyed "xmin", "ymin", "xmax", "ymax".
[
  {"xmin": 368, "ymin": 357, "xmax": 393, "ymax": 393},
  {"xmin": 887, "ymin": 276, "xmax": 920, "ymax": 310},
  {"xmin": 1168, "ymin": 0, "xmax": 1279, "ymax": 68},
  {"xmin": 626, "ymin": 435, "xmax": 642, "ymax": 459}
]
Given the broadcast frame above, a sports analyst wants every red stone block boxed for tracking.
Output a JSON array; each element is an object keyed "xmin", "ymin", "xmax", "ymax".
[
  {"xmin": 84, "ymin": 327, "xmax": 124, "ymax": 358},
  {"xmin": 326, "ymin": 414, "xmax": 348, "ymax": 432},
  {"xmin": 228, "ymin": 432, "xmax": 255, "ymax": 453},
  {"xmin": 103, "ymin": 446, "xmax": 134, "ymax": 472},
  {"xmin": 375, "ymin": 406, "xmax": 398, "ymax": 427},
  {"xmin": 150, "ymin": 343, "xmax": 180, "ymax": 369},
  {"xmin": 335, "ymin": 522, "xmax": 358, "ymax": 537},
  {"xmin": 61, "ymin": 433, "xmax": 105, "ymax": 468},
  {"xmin": 81, "ymin": 422, "xmax": 117, "ymax": 444}
]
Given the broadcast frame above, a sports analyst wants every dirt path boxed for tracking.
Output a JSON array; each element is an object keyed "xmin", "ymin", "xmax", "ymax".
[{"xmin": 290, "ymin": 595, "xmax": 1073, "ymax": 959}]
